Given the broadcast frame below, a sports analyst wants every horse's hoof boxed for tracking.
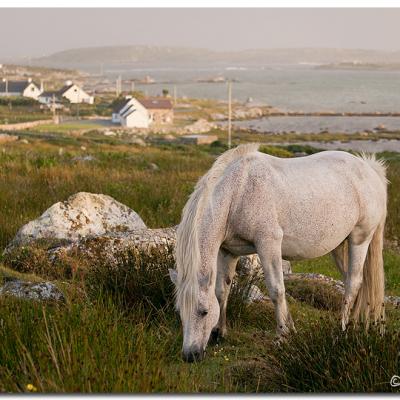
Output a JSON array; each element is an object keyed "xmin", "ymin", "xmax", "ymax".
[{"xmin": 273, "ymin": 335, "xmax": 286, "ymax": 346}]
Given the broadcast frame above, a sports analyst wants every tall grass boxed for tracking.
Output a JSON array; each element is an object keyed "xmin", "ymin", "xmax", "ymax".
[
  {"xmin": 0, "ymin": 296, "xmax": 190, "ymax": 392},
  {"xmin": 0, "ymin": 143, "xmax": 213, "ymax": 251},
  {"xmin": 1, "ymin": 139, "xmax": 400, "ymax": 392},
  {"xmin": 231, "ymin": 315, "xmax": 400, "ymax": 393}
]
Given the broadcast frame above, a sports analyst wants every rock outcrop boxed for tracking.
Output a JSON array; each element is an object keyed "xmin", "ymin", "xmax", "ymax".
[
  {"xmin": 237, "ymin": 254, "xmax": 292, "ymax": 276},
  {"xmin": 3, "ymin": 193, "xmax": 292, "ymax": 306},
  {"xmin": 179, "ymin": 119, "xmax": 217, "ymax": 134},
  {"xmin": 233, "ymin": 107, "xmax": 263, "ymax": 119},
  {"xmin": 48, "ymin": 226, "xmax": 283, "ymax": 278},
  {"xmin": 4, "ymin": 192, "xmax": 146, "ymax": 254},
  {"xmin": 0, "ymin": 278, "xmax": 64, "ymax": 302},
  {"xmin": 48, "ymin": 227, "xmax": 177, "ymax": 267}
]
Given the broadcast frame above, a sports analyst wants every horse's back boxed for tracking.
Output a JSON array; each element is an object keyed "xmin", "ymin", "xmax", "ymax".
[
  {"xmin": 253, "ymin": 150, "xmax": 386, "ymax": 210},
  {"xmin": 224, "ymin": 150, "xmax": 386, "ymax": 260}
]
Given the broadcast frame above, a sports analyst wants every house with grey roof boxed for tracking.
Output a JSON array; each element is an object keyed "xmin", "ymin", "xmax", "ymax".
[
  {"xmin": 37, "ymin": 91, "xmax": 64, "ymax": 109},
  {"xmin": 0, "ymin": 79, "xmax": 41, "ymax": 99}
]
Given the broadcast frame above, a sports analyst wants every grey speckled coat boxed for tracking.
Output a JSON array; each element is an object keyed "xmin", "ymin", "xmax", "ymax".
[{"xmin": 173, "ymin": 144, "xmax": 387, "ymax": 362}]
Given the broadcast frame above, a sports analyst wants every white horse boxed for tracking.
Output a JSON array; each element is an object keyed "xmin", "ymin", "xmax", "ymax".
[{"xmin": 169, "ymin": 144, "xmax": 387, "ymax": 362}]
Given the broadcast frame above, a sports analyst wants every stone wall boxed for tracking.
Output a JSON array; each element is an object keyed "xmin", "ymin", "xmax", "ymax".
[{"xmin": 0, "ymin": 119, "xmax": 54, "ymax": 131}]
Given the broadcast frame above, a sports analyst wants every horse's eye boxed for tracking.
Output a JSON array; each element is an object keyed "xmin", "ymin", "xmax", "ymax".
[{"xmin": 198, "ymin": 309, "xmax": 208, "ymax": 317}]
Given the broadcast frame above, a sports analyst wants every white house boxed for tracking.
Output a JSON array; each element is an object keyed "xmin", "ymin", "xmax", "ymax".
[
  {"xmin": 112, "ymin": 96, "xmax": 151, "ymax": 128},
  {"xmin": 37, "ymin": 91, "xmax": 64, "ymax": 109},
  {"xmin": 59, "ymin": 81, "xmax": 94, "ymax": 104},
  {"xmin": 0, "ymin": 79, "xmax": 42, "ymax": 100}
]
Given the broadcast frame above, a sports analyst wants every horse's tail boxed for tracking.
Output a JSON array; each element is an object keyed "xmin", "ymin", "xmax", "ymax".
[
  {"xmin": 352, "ymin": 220, "xmax": 386, "ymax": 329},
  {"xmin": 175, "ymin": 143, "xmax": 259, "ymax": 317},
  {"xmin": 351, "ymin": 152, "xmax": 388, "ymax": 329},
  {"xmin": 358, "ymin": 152, "xmax": 388, "ymax": 186}
]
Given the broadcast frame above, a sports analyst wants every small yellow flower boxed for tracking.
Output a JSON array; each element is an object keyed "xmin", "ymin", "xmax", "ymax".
[
  {"xmin": 26, "ymin": 384, "xmax": 37, "ymax": 392},
  {"xmin": 224, "ymin": 356, "xmax": 230, "ymax": 361}
]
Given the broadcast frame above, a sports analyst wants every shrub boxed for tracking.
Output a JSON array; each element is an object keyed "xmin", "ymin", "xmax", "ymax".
[
  {"xmin": 231, "ymin": 316, "xmax": 400, "ymax": 392},
  {"xmin": 85, "ymin": 246, "xmax": 176, "ymax": 311},
  {"xmin": 284, "ymin": 278, "xmax": 342, "ymax": 311},
  {"xmin": 0, "ymin": 97, "xmax": 38, "ymax": 107},
  {"xmin": 2, "ymin": 241, "xmax": 83, "ymax": 280},
  {"xmin": 284, "ymin": 144, "xmax": 321, "ymax": 155}
]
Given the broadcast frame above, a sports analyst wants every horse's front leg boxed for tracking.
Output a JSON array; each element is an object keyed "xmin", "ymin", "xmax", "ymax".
[
  {"xmin": 211, "ymin": 249, "xmax": 238, "ymax": 342},
  {"xmin": 256, "ymin": 234, "xmax": 295, "ymax": 337}
]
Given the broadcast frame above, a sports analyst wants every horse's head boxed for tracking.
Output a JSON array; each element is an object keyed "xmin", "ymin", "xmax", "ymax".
[{"xmin": 169, "ymin": 268, "xmax": 219, "ymax": 362}]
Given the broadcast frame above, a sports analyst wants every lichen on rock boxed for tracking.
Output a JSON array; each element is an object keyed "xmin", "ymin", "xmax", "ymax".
[
  {"xmin": 0, "ymin": 278, "xmax": 65, "ymax": 302},
  {"xmin": 4, "ymin": 192, "xmax": 147, "ymax": 254}
]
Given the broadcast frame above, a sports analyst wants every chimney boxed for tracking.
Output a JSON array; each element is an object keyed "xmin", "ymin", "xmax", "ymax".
[
  {"xmin": 28, "ymin": 77, "xmax": 32, "ymax": 83},
  {"xmin": 65, "ymin": 80, "xmax": 72, "ymax": 86}
]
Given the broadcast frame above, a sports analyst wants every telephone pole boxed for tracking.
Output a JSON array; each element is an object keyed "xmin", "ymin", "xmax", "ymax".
[
  {"xmin": 3, "ymin": 78, "xmax": 8, "ymax": 94},
  {"xmin": 77, "ymin": 93, "xmax": 80, "ymax": 118},
  {"xmin": 228, "ymin": 80, "xmax": 232, "ymax": 149},
  {"xmin": 173, "ymin": 85, "xmax": 177, "ymax": 105},
  {"xmin": 116, "ymin": 75, "xmax": 122, "ymax": 96},
  {"xmin": 52, "ymin": 94, "xmax": 56, "ymax": 118}
]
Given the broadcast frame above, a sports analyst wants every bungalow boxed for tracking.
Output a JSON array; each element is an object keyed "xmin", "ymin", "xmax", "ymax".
[
  {"xmin": 0, "ymin": 79, "xmax": 41, "ymax": 100},
  {"xmin": 140, "ymin": 98, "xmax": 173, "ymax": 124},
  {"xmin": 37, "ymin": 91, "xmax": 64, "ymax": 109},
  {"xmin": 112, "ymin": 96, "xmax": 151, "ymax": 128},
  {"xmin": 112, "ymin": 96, "xmax": 173, "ymax": 128},
  {"xmin": 58, "ymin": 81, "xmax": 94, "ymax": 104}
]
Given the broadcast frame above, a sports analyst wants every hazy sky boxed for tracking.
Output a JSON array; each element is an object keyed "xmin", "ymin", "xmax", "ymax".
[{"xmin": 1, "ymin": 8, "xmax": 400, "ymax": 59}]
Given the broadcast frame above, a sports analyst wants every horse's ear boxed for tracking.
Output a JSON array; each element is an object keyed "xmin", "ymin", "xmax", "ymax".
[{"xmin": 168, "ymin": 268, "xmax": 178, "ymax": 285}]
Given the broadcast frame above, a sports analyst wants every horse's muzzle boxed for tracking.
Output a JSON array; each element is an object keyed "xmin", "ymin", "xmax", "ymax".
[{"xmin": 182, "ymin": 348, "xmax": 205, "ymax": 363}]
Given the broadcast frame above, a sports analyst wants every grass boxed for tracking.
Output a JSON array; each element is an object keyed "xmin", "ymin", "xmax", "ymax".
[
  {"xmin": 231, "ymin": 312, "xmax": 400, "ymax": 393},
  {"xmin": 1, "ymin": 275, "xmax": 399, "ymax": 392},
  {"xmin": 32, "ymin": 122, "xmax": 106, "ymax": 133},
  {"xmin": 0, "ymin": 98, "xmax": 52, "ymax": 124},
  {"xmin": 1, "ymin": 134, "xmax": 400, "ymax": 392},
  {"xmin": 0, "ymin": 141, "xmax": 212, "ymax": 250}
]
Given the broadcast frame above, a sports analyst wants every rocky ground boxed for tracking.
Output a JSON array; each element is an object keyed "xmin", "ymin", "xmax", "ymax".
[{"xmin": 3, "ymin": 191, "xmax": 399, "ymax": 309}]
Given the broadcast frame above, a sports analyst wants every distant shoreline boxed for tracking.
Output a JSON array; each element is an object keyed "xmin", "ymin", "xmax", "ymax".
[
  {"xmin": 316, "ymin": 62, "xmax": 400, "ymax": 71},
  {"xmin": 251, "ymin": 111, "xmax": 400, "ymax": 117}
]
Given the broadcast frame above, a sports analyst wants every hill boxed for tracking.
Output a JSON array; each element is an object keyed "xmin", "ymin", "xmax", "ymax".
[
  {"xmin": 0, "ymin": 64, "xmax": 84, "ymax": 90},
  {"xmin": 30, "ymin": 45, "xmax": 400, "ymax": 71}
]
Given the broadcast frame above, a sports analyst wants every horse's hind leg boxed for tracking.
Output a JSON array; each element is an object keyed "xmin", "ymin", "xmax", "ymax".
[
  {"xmin": 212, "ymin": 249, "xmax": 238, "ymax": 341},
  {"xmin": 341, "ymin": 234, "xmax": 372, "ymax": 330},
  {"xmin": 331, "ymin": 239, "xmax": 348, "ymax": 279},
  {"xmin": 256, "ymin": 235, "xmax": 295, "ymax": 337}
]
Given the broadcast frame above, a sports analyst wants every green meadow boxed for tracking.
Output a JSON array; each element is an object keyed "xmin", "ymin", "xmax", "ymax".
[{"xmin": 0, "ymin": 130, "xmax": 400, "ymax": 392}]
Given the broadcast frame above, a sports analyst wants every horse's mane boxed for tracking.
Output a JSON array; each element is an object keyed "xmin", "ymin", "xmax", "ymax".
[{"xmin": 175, "ymin": 143, "xmax": 260, "ymax": 318}]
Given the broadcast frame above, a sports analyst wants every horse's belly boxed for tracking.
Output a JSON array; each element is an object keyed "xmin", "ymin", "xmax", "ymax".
[
  {"xmin": 281, "ymin": 227, "xmax": 351, "ymax": 261},
  {"xmin": 278, "ymin": 193, "xmax": 358, "ymax": 260}
]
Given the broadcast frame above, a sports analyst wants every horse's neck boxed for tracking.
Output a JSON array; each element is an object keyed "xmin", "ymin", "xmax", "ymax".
[{"xmin": 197, "ymin": 207, "xmax": 227, "ymax": 288}]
